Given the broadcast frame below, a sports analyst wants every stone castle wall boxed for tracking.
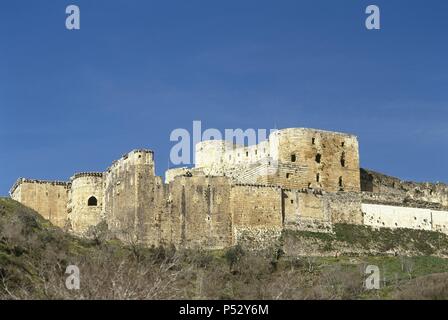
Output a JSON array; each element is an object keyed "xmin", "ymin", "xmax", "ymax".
[
  {"xmin": 181, "ymin": 128, "xmax": 361, "ymax": 193},
  {"xmin": 282, "ymin": 189, "xmax": 331, "ymax": 232},
  {"xmin": 166, "ymin": 176, "xmax": 233, "ymax": 249},
  {"xmin": 326, "ymin": 192, "xmax": 363, "ymax": 225},
  {"xmin": 9, "ymin": 127, "xmax": 448, "ymax": 250},
  {"xmin": 362, "ymin": 203, "xmax": 448, "ymax": 234},
  {"xmin": 195, "ymin": 140, "xmax": 272, "ymax": 169},
  {"xmin": 103, "ymin": 149, "xmax": 159, "ymax": 245},
  {"xmin": 358, "ymin": 169, "xmax": 448, "ymax": 235},
  {"xmin": 10, "ymin": 179, "xmax": 69, "ymax": 228}
]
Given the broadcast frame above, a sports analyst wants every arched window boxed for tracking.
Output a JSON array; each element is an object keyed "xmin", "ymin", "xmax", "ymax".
[
  {"xmin": 338, "ymin": 177, "xmax": 344, "ymax": 189},
  {"xmin": 315, "ymin": 153, "xmax": 321, "ymax": 163},
  {"xmin": 291, "ymin": 154, "xmax": 296, "ymax": 162},
  {"xmin": 88, "ymin": 196, "xmax": 98, "ymax": 207}
]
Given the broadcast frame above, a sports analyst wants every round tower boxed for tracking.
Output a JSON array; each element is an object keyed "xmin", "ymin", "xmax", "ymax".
[
  {"xmin": 125, "ymin": 149, "xmax": 155, "ymax": 175},
  {"xmin": 68, "ymin": 172, "xmax": 104, "ymax": 235}
]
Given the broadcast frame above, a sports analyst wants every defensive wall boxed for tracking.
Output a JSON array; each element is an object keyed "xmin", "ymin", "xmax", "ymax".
[{"xmin": 9, "ymin": 127, "xmax": 448, "ymax": 249}]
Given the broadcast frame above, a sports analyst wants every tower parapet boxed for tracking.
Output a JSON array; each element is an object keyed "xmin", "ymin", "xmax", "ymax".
[{"xmin": 107, "ymin": 149, "xmax": 155, "ymax": 175}]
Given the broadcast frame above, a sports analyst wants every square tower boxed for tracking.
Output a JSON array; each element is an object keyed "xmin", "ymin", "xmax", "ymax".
[{"xmin": 268, "ymin": 128, "xmax": 360, "ymax": 192}]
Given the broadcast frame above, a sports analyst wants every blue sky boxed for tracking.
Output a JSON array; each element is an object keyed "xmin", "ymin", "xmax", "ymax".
[{"xmin": 1, "ymin": 0, "xmax": 447, "ymax": 195}]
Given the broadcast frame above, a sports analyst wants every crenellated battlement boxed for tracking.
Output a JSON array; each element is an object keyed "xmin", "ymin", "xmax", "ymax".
[
  {"xmin": 233, "ymin": 183, "xmax": 282, "ymax": 189},
  {"xmin": 10, "ymin": 127, "xmax": 448, "ymax": 250},
  {"xmin": 9, "ymin": 127, "xmax": 363, "ymax": 247},
  {"xmin": 9, "ymin": 178, "xmax": 70, "ymax": 196},
  {"xmin": 71, "ymin": 172, "xmax": 104, "ymax": 180},
  {"xmin": 107, "ymin": 149, "xmax": 154, "ymax": 173},
  {"xmin": 9, "ymin": 178, "xmax": 70, "ymax": 229}
]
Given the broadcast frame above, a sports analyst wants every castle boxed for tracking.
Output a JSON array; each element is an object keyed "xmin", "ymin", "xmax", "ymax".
[{"xmin": 9, "ymin": 128, "xmax": 448, "ymax": 249}]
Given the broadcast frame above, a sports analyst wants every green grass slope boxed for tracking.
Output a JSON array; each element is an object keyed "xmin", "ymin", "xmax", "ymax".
[{"xmin": 1, "ymin": 197, "xmax": 448, "ymax": 300}]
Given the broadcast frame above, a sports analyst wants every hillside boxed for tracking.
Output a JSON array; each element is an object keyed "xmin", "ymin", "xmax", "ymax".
[{"xmin": 1, "ymin": 197, "xmax": 448, "ymax": 300}]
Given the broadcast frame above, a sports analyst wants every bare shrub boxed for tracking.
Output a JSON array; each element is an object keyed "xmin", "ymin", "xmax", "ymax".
[
  {"xmin": 393, "ymin": 273, "xmax": 448, "ymax": 300},
  {"xmin": 309, "ymin": 265, "xmax": 365, "ymax": 299}
]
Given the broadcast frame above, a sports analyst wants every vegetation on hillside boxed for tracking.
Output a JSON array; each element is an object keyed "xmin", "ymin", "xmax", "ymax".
[
  {"xmin": 283, "ymin": 224, "xmax": 448, "ymax": 257},
  {"xmin": 1, "ymin": 197, "xmax": 448, "ymax": 300}
]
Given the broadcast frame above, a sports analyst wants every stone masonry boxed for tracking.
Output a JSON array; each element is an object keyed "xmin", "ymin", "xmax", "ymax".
[{"xmin": 9, "ymin": 127, "xmax": 448, "ymax": 249}]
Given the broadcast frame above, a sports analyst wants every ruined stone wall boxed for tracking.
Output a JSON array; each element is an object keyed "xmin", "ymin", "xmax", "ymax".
[
  {"xmin": 9, "ymin": 179, "xmax": 69, "ymax": 228},
  {"xmin": 361, "ymin": 169, "xmax": 448, "ymax": 209},
  {"xmin": 67, "ymin": 173, "xmax": 104, "ymax": 235}
]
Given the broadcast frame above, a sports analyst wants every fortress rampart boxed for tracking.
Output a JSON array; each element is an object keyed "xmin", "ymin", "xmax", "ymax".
[
  {"xmin": 183, "ymin": 128, "xmax": 360, "ymax": 192},
  {"xmin": 9, "ymin": 128, "xmax": 448, "ymax": 249},
  {"xmin": 67, "ymin": 173, "xmax": 104, "ymax": 235},
  {"xmin": 10, "ymin": 179, "xmax": 70, "ymax": 228}
]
